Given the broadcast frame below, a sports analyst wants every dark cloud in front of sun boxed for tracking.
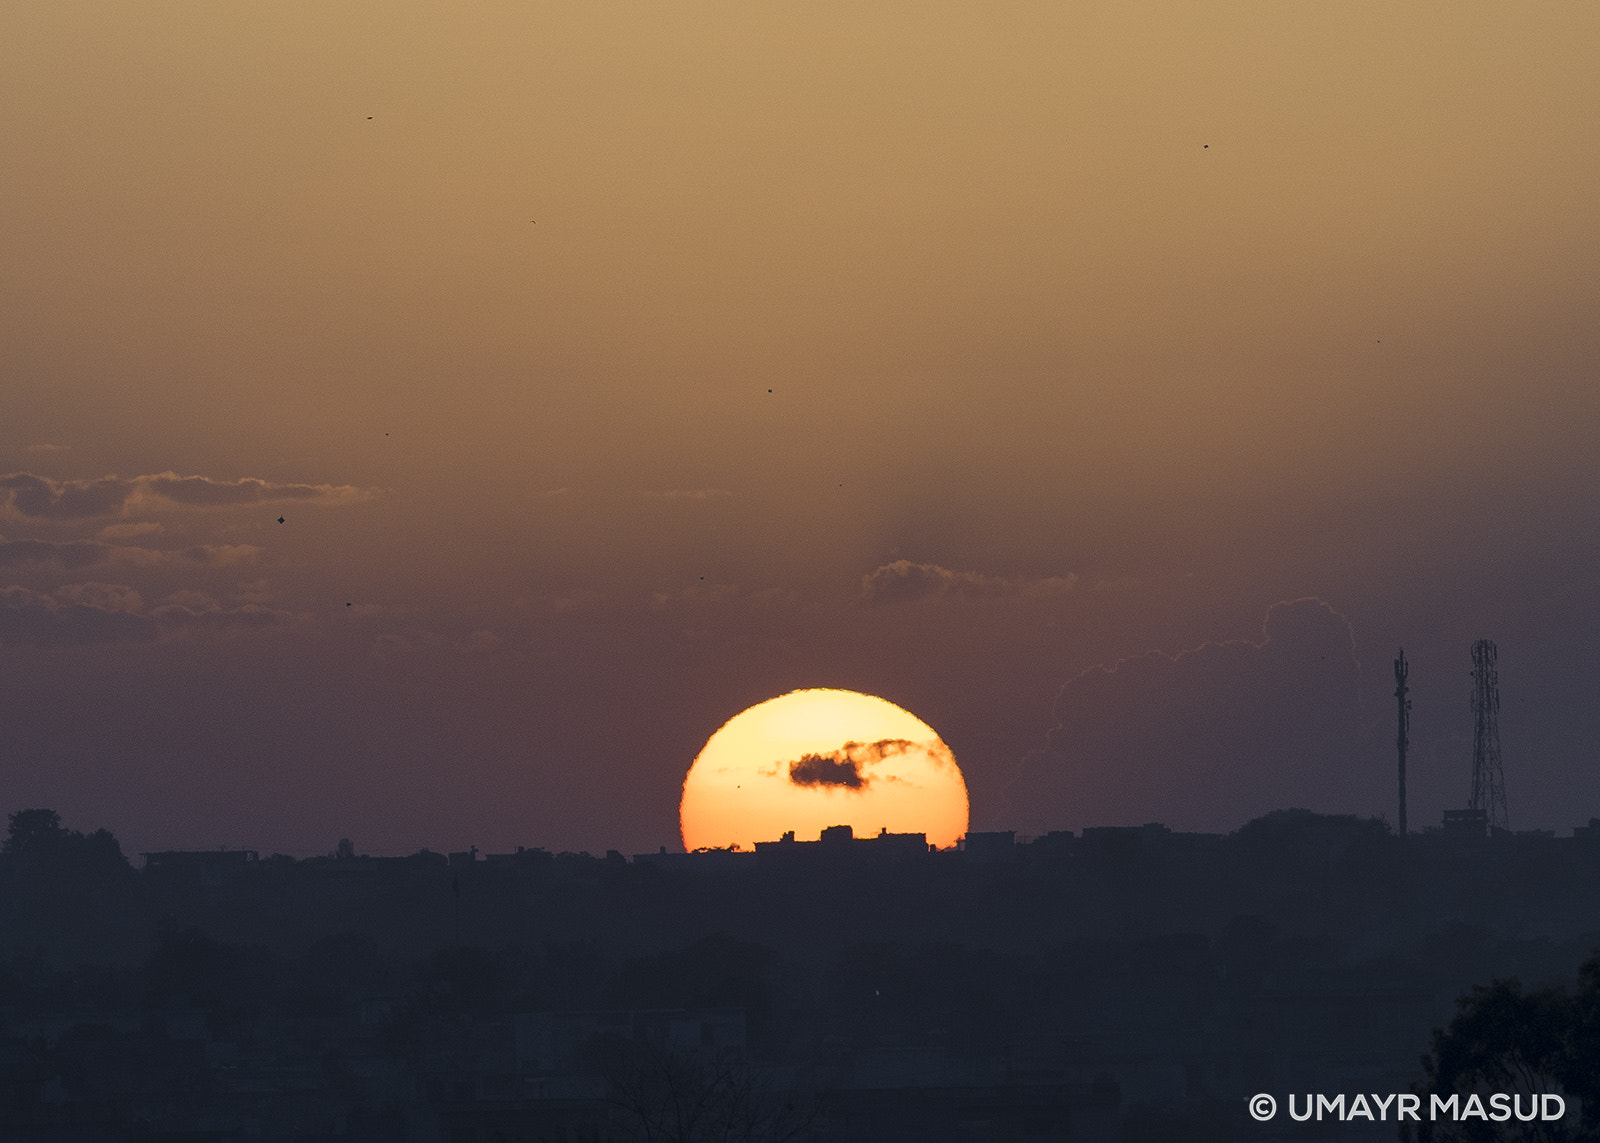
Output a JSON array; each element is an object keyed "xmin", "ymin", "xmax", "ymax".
[
  {"xmin": 0, "ymin": 471, "xmax": 377, "ymax": 520},
  {"xmin": 787, "ymin": 738, "xmax": 922, "ymax": 791},
  {"xmin": 790, "ymin": 753, "xmax": 867, "ymax": 789}
]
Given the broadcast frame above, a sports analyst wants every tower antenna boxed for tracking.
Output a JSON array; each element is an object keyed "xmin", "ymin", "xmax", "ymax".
[
  {"xmin": 1394, "ymin": 649, "xmax": 1410, "ymax": 837},
  {"xmin": 1469, "ymin": 639, "xmax": 1508, "ymax": 832}
]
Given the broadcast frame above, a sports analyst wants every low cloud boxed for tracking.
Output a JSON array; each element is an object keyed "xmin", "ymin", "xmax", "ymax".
[
  {"xmin": 0, "ymin": 471, "xmax": 377, "ymax": 520},
  {"xmin": 0, "ymin": 581, "xmax": 292, "ymax": 646},
  {"xmin": 0, "ymin": 474, "xmax": 129, "ymax": 520},
  {"xmin": 137, "ymin": 473, "xmax": 368, "ymax": 509},
  {"xmin": 97, "ymin": 522, "xmax": 163, "ymax": 541},
  {"xmin": 0, "ymin": 539, "xmax": 109, "ymax": 570},
  {"xmin": 0, "ymin": 584, "xmax": 159, "ymax": 646},
  {"xmin": 862, "ymin": 560, "xmax": 1078, "ymax": 605},
  {"xmin": 234, "ymin": 579, "xmax": 275, "ymax": 603},
  {"xmin": 153, "ymin": 596, "xmax": 294, "ymax": 633},
  {"xmin": 1005, "ymin": 598, "xmax": 1368, "ymax": 834},
  {"xmin": 175, "ymin": 544, "xmax": 261, "ymax": 567},
  {"xmin": 52, "ymin": 582, "xmax": 146, "ymax": 612},
  {"xmin": 787, "ymin": 738, "xmax": 921, "ymax": 791},
  {"xmin": 0, "ymin": 538, "xmax": 261, "ymax": 570}
]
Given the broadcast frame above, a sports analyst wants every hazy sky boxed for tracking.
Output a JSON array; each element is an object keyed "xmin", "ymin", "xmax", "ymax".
[{"xmin": 3, "ymin": 3, "xmax": 1599, "ymax": 857}]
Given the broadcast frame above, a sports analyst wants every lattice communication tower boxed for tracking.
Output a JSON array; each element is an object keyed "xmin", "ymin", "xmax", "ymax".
[{"xmin": 1469, "ymin": 639, "xmax": 1507, "ymax": 832}]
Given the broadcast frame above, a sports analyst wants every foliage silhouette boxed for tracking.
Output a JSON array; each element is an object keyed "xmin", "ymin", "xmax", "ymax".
[
  {"xmin": 1409, "ymin": 948, "xmax": 1600, "ymax": 1142},
  {"xmin": 586, "ymin": 1032, "xmax": 813, "ymax": 1143}
]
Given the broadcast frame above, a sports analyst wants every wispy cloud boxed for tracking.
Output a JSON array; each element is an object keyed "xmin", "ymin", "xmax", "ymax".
[
  {"xmin": 1006, "ymin": 597, "xmax": 1365, "ymax": 834},
  {"xmin": 862, "ymin": 560, "xmax": 1078, "ymax": 604},
  {"xmin": 97, "ymin": 522, "xmax": 163, "ymax": 541},
  {"xmin": 153, "ymin": 594, "xmax": 295, "ymax": 634},
  {"xmin": 0, "ymin": 471, "xmax": 377, "ymax": 521},
  {"xmin": 0, "ymin": 581, "xmax": 294, "ymax": 646},
  {"xmin": 0, "ymin": 538, "xmax": 261, "ymax": 570},
  {"xmin": 0, "ymin": 584, "xmax": 158, "ymax": 646},
  {"xmin": 0, "ymin": 539, "xmax": 112, "ymax": 571}
]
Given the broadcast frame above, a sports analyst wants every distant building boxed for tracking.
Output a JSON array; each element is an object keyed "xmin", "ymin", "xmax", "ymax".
[
  {"xmin": 962, "ymin": 830, "xmax": 1016, "ymax": 861},
  {"xmin": 482, "ymin": 845, "xmax": 553, "ymax": 867},
  {"xmin": 753, "ymin": 825, "xmax": 930, "ymax": 868},
  {"xmin": 140, "ymin": 849, "xmax": 257, "ymax": 887},
  {"xmin": 1442, "ymin": 808, "xmax": 1489, "ymax": 838},
  {"xmin": 630, "ymin": 846, "xmax": 755, "ymax": 873},
  {"xmin": 1026, "ymin": 830, "xmax": 1078, "ymax": 857}
]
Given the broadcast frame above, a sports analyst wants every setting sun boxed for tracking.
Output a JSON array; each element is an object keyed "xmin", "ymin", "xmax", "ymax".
[{"xmin": 679, "ymin": 689, "xmax": 970, "ymax": 851}]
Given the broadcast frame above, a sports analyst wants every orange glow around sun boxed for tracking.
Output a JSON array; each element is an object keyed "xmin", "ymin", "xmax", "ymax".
[{"xmin": 679, "ymin": 689, "xmax": 969, "ymax": 851}]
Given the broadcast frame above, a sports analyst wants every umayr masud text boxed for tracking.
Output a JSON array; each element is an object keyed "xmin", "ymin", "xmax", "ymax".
[{"xmin": 1283, "ymin": 1093, "xmax": 1567, "ymax": 1122}]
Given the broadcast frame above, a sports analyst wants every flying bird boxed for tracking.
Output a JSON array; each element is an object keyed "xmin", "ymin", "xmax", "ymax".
[{"xmin": 277, "ymin": 516, "xmax": 285, "ymax": 524}]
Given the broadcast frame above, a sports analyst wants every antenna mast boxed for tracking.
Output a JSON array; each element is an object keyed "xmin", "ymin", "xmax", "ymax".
[
  {"xmin": 1468, "ymin": 639, "xmax": 1507, "ymax": 832},
  {"xmin": 1394, "ymin": 649, "xmax": 1410, "ymax": 837}
]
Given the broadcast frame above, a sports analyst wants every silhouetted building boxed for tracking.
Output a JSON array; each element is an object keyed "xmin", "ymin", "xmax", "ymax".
[
  {"xmin": 13, "ymin": 804, "xmax": 1600, "ymax": 1142},
  {"xmin": 962, "ymin": 830, "xmax": 1016, "ymax": 862},
  {"xmin": 753, "ymin": 825, "xmax": 930, "ymax": 869},
  {"xmin": 140, "ymin": 849, "xmax": 257, "ymax": 887},
  {"xmin": 631, "ymin": 846, "xmax": 755, "ymax": 873},
  {"xmin": 1442, "ymin": 807, "xmax": 1489, "ymax": 838}
]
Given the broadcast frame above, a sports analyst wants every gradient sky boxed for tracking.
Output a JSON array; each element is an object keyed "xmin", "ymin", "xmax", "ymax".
[{"xmin": 3, "ymin": 3, "xmax": 1599, "ymax": 857}]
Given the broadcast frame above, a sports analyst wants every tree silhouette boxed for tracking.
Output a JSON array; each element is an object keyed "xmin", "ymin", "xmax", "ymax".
[
  {"xmin": 2, "ymin": 808, "xmax": 64, "ymax": 858},
  {"xmin": 1408, "ymin": 949, "xmax": 1600, "ymax": 1142},
  {"xmin": 1, "ymin": 808, "xmax": 131, "ymax": 879},
  {"xmin": 587, "ymin": 1034, "xmax": 812, "ymax": 1143}
]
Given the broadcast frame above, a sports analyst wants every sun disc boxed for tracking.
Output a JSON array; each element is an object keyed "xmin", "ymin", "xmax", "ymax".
[{"xmin": 680, "ymin": 689, "xmax": 969, "ymax": 851}]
